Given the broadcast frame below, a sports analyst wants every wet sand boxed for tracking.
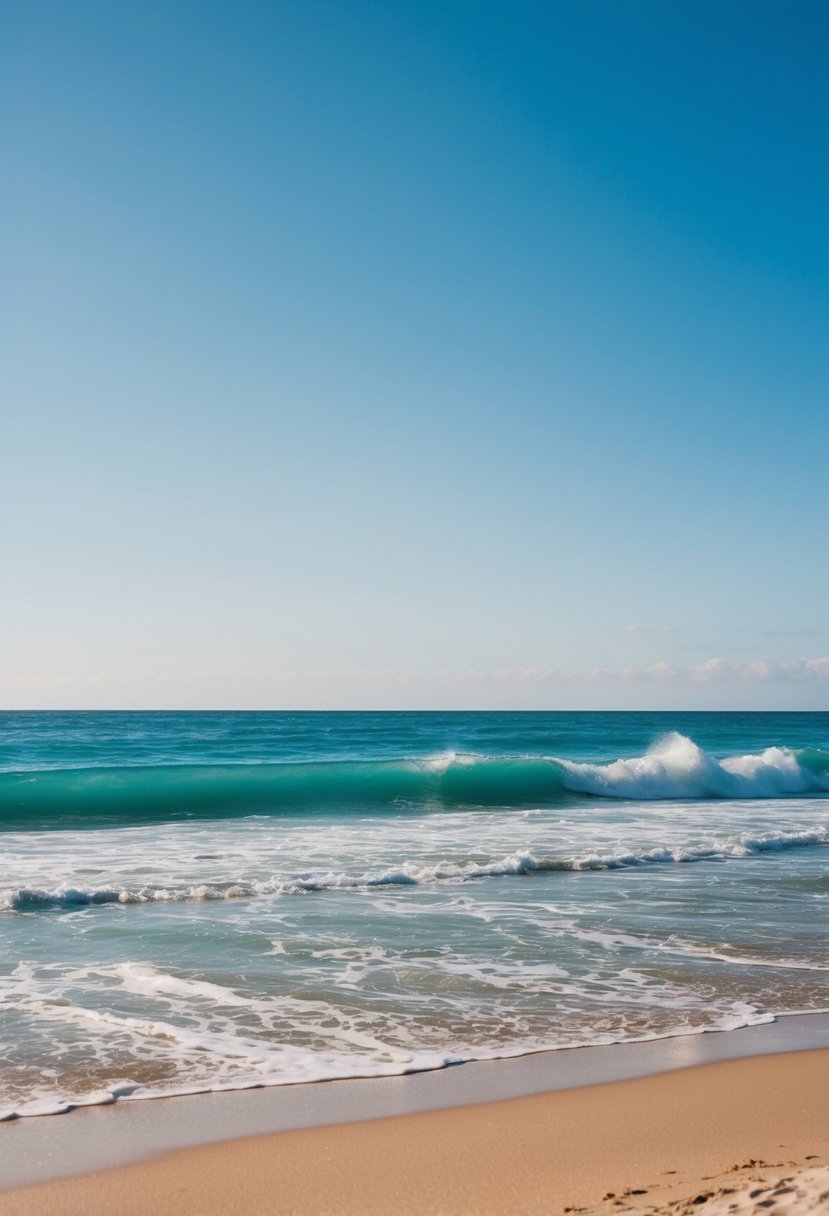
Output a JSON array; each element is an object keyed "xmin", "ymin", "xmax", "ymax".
[{"xmin": 3, "ymin": 1045, "xmax": 828, "ymax": 1215}]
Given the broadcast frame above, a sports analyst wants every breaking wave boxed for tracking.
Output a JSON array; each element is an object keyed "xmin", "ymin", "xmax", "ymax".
[
  {"xmin": 1, "ymin": 733, "xmax": 827, "ymax": 829},
  {"xmin": 558, "ymin": 733, "xmax": 829, "ymax": 800},
  {"xmin": 5, "ymin": 825, "xmax": 827, "ymax": 910}
]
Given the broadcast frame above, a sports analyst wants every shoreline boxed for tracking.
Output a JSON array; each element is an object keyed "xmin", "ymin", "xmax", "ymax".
[
  {"xmin": 3, "ymin": 1044, "xmax": 828, "ymax": 1216},
  {"xmin": 3, "ymin": 1010, "xmax": 829, "ymax": 1194}
]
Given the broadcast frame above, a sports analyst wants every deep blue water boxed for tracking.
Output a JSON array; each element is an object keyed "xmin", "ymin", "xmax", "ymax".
[{"xmin": 2, "ymin": 709, "xmax": 826, "ymax": 772}]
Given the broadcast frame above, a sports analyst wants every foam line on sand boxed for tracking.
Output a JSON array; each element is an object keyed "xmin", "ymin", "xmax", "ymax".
[{"xmin": 3, "ymin": 1046, "xmax": 828, "ymax": 1215}]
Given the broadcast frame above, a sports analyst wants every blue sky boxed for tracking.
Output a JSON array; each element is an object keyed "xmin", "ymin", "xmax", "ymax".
[{"xmin": 2, "ymin": 0, "xmax": 827, "ymax": 709}]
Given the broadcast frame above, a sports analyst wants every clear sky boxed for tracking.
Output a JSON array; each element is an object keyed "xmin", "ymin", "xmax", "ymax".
[{"xmin": 2, "ymin": 0, "xmax": 827, "ymax": 709}]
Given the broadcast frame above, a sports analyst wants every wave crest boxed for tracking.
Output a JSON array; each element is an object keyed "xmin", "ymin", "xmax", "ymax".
[
  {"xmin": 0, "ymin": 734, "xmax": 826, "ymax": 829},
  {"xmin": 558, "ymin": 732, "xmax": 829, "ymax": 800}
]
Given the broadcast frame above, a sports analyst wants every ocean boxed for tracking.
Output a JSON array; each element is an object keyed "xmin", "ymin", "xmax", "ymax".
[{"xmin": 1, "ymin": 710, "xmax": 827, "ymax": 1119}]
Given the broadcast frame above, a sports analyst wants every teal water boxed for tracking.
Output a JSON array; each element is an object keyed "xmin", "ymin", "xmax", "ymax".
[{"xmin": 1, "ymin": 712, "xmax": 827, "ymax": 1117}]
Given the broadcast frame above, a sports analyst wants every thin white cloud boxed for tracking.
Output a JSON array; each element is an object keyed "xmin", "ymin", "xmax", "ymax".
[
  {"xmin": 5, "ymin": 657, "xmax": 829, "ymax": 693},
  {"xmin": 3, "ymin": 657, "xmax": 827, "ymax": 710},
  {"xmin": 688, "ymin": 656, "xmax": 829, "ymax": 684}
]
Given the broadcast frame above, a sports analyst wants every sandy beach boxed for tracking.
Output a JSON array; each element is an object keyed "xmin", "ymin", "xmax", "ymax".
[
  {"xmin": 4, "ymin": 1045, "xmax": 828, "ymax": 1215},
  {"xmin": 5, "ymin": 0, "xmax": 827, "ymax": 1204}
]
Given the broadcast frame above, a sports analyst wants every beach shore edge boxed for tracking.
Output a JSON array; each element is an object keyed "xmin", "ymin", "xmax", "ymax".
[{"xmin": 3, "ymin": 1012, "xmax": 829, "ymax": 1213}]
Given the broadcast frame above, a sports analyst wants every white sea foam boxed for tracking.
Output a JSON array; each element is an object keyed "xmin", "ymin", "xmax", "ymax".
[
  {"xmin": 4, "ymin": 823, "xmax": 827, "ymax": 910},
  {"xmin": 0, "ymin": 951, "xmax": 775, "ymax": 1120},
  {"xmin": 558, "ymin": 733, "xmax": 829, "ymax": 800},
  {"xmin": 3, "ymin": 728, "xmax": 827, "ymax": 1123}
]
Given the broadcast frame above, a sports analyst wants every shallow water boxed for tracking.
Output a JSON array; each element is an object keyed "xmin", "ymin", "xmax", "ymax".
[{"xmin": 1, "ymin": 711, "xmax": 827, "ymax": 1118}]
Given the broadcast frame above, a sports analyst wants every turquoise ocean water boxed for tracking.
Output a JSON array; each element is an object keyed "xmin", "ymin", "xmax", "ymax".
[{"xmin": 1, "ymin": 711, "xmax": 827, "ymax": 1118}]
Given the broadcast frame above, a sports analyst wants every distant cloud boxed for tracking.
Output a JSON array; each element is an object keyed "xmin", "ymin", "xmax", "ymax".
[
  {"xmin": 688, "ymin": 657, "xmax": 829, "ymax": 684},
  {"xmin": 221, "ymin": 657, "xmax": 828, "ymax": 689},
  {"xmin": 764, "ymin": 628, "xmax": 818, "ymax": 637},
  {"xmin": 3, "ymin": 656, "xmax": 828, "ymax": 709}
]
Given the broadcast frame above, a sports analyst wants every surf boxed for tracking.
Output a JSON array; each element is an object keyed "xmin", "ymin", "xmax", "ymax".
[
  {"xmin": 0, "ymin": 734, "xmax": 826, "ymax": 829},
  {"xmin": 557, "ymin": 732, "xmax": 829, "ymax": 801},
  {"xmin": 6, "ymin": 824, "xmax": 829, "ymax": 912}
]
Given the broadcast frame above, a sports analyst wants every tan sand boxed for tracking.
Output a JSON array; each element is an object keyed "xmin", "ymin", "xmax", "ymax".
[
  {"xmin": 3, "ymin": 1048, "xmax": 828, "ymax": 1215},
  {"xmin": 663, "ymin": 1166, "xmax": 829, "ymax": 1215}
]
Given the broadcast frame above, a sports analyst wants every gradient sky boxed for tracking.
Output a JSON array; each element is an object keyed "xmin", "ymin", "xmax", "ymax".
[{"xmin": 2, "ymin": 0, "xmax": 827, "ymax": 709}]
